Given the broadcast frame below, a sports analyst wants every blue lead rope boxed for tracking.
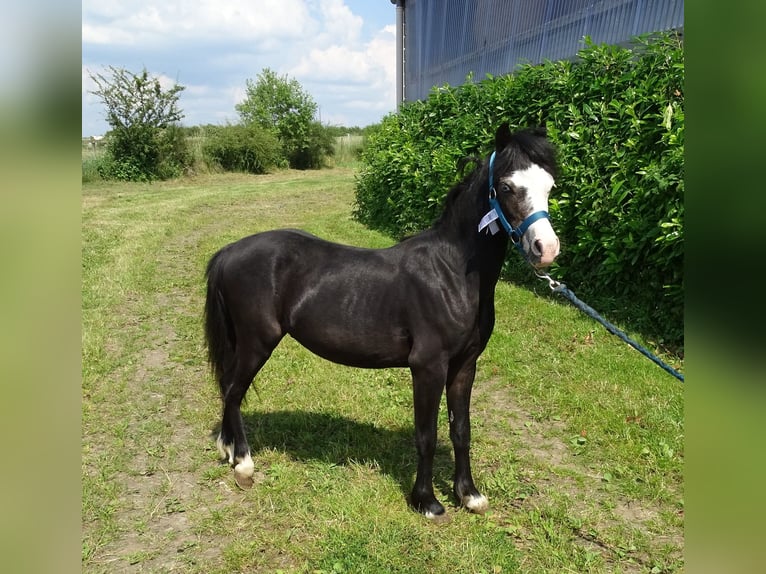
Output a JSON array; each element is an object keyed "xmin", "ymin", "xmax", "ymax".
[
  {"xmin": 486, "ymin": 152, "xmax": 683, "ymax": 382},
  {"xmin": 536, "ymin": 272, "xmax": 684, "ymax": 383}
]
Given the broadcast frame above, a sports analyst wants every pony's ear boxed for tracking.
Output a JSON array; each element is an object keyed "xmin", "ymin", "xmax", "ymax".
[{"xmin": 495, "ymin": 122, "xmax": 512, "ymax": 150}]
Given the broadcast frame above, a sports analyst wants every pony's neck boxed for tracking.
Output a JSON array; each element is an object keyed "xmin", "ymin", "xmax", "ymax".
[
  {"xmin": 434, "ymin": 166, "xmax": 509, "ymax": 281},
  {"xmin": 434, "ymin": 165, "xmax": 487, "ymax": 239}
]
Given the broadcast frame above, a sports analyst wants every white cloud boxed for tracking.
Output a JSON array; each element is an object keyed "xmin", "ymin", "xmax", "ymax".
[
  {"xmin": 312, "ymin": 0, "xmax": 363, "ymax": 45},
  {"xmin": 82, "ymin": 0, "xmax": 396, "ymax": 134},
  {"xmin": 291, "ymin": 24, "xmax": 394, "ymax": 85},
  {"xmin": 82, "ymin": 0, "xmax": 313, "ymax": 47},
  {"xmin": 292, "ymin": 45, "xmax": 369, "ymax": 83},
  {"xmin": 82, "ymin": 65, "xmax": 96, "ymax": 94},
  {"xmin": 290, "ymin": 23, "xmax": 396, "ymax": 122},
  {"xmin": 82, "ymin": 24, "xmax": 133, "ymax": 46}
]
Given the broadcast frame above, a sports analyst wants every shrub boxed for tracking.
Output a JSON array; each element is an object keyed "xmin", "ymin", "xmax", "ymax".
[
  {"xmin": 96, "ymin": 124, "xmax": 193, "ymax": 181},
  {"xmin": 155, "ymin": 124, "xmax": 193, "ymax": 179},
  {"xmin": 202, "ymin": 124, "xmax": 281, "ymax": 174},
  {"xmin": 97, "ymin": 124, "xmax": 155, "ymax": 181},
  {"xmin": 355, "ymin": 33, "xmax": 684, "ymax": 349},
  {"xmin": 88, "ymin": 66, "xmax": 188, "ymax": 181},
  {"xmin": 287, "ymin": 121, "xmax": 336, "ymax": 170}
]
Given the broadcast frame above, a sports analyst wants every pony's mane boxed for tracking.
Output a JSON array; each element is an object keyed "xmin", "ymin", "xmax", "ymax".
[
  {"xmin": 432, "ymin": 158, "xmax": 484, "ymax": 228},
  {"xmin": 500, "ymin": 126, "xmax": 558, "ymax": 180}
]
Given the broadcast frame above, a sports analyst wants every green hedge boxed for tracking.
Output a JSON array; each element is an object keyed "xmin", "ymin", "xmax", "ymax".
[{"xmin": 355, "ymin": 33, "xmax": 684, "ymax": 350}]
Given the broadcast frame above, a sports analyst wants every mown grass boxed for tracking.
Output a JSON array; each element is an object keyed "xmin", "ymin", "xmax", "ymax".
[{"xmin": 82, "ymin": 168, "xmax": 683, "ymax": 573}]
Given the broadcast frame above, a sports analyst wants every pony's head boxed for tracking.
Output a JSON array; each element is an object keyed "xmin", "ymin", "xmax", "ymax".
[{"xmin": 489, "ymin": 124, "xmax": 560, "ymax": 268}]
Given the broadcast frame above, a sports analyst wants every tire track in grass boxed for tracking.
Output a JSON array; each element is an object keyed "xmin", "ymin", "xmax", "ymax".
[
  {"xmin": 83, "ymin": 170, "xmax": 358, "ymax": 571},
  {"xmin": 83, "ymin": 182, "xmax": 246, "ymax": 571}
]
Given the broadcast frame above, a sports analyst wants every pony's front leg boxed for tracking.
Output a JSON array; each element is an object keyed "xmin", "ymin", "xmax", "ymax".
[
  {"xmin": 446, "ymin": 360, "xmax": 488, "ymax": 514},
  {"xmin": 409, "ymin": 361, "xmax": 448, "ymax": 520}
]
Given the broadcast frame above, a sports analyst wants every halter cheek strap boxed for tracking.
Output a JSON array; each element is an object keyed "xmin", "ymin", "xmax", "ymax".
[{"xmin": 481, "ymin": 151, "xmax": 550, "ymax": 244}]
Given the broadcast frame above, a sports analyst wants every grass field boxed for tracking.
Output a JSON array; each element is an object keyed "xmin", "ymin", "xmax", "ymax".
[{"xmin": 81, "ymin": 168, "xmax": 683, "ymax": 573}]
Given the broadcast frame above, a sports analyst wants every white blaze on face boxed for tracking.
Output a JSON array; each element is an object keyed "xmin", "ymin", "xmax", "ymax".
[{"xmin": 507, "ymin": 163, "xmax": 560, "ymax": 267}]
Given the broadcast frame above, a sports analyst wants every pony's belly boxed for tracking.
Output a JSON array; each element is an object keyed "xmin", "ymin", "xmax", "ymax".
[{"xmin": 289, "ymin": 328, "xmax": 412, "ymax": 369}]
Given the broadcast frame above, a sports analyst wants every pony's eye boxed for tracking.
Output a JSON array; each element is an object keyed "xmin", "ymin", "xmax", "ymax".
[{"xmin": 499, "ymin": 182, "xmax": 512, "ymax": 193}]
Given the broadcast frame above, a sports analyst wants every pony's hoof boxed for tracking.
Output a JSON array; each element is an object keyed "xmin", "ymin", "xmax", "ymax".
[
  {"xmin": 412, "ymin": 493, "xmax": 448, "ymax": 522},
  {"xmin": 234, "ymin": 472, "xmax": 254, "ymax": 489},
  {"xmin": 425, "ymin": 509, "xmax": 451, "ymax": 524},
  {"xmin": 461, "ymin": 493, "xmax": 489, "ymax": 514},
  {"xmin": 233, "ymin": 454, "xmax": 255, "ymax": 489}
]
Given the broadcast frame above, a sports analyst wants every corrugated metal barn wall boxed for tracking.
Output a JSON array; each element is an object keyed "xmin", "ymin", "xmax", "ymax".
[{"xmin": 402, "ymin": 0, "xmax": 684, "ymax": 102}]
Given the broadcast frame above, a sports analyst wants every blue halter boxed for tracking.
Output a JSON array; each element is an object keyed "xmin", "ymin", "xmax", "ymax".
[{"xmin": 487, "ymin": 151, "xmax": 550, "ymax": 245}]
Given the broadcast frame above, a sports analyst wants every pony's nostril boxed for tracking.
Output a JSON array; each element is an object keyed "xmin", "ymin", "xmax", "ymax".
[{"xmin": 533, "ymin": 239, "xmax": 544, "ymax": 255}]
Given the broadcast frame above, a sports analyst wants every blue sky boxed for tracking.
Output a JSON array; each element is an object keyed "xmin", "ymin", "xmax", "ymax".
[{"xmin": 82, "ymin": 0, "xmax": 397, "ymax": 136}]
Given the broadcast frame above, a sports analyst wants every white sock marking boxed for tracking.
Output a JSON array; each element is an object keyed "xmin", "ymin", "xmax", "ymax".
[
  {"xmin": 463, "ymin": 494, "xmax": 489, "ymax": 513},
  {"xmin": 234, "ymin": 453, "xmax": 255, "ymax": 479},
  {"xmin": 216, "ymin": 434, "xmax": 234, "ymax": 464}
]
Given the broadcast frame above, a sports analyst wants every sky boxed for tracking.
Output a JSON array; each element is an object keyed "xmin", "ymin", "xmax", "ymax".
[{"xmin": 81, "ymin": 0, "xmax": 397, "ymax": 137}]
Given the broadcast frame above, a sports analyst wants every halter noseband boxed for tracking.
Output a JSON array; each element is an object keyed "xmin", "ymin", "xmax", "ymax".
[{"xmin": 484, "ymin": 151, "xmax": 550, "ymax": 244}]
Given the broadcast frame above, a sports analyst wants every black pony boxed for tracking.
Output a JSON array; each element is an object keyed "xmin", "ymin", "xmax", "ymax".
[{"xmin": 204, "ymin": 124, "xmax": 560, "ymax": 519}]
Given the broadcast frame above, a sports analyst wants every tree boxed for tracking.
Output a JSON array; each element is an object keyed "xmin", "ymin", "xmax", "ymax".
[
  {"xmin": 89, "ymin": 66, "xmax": 190, "ymax": 180},
  {"xmin": 235, "ymin": 68, "xmax": 332, "ymax": 169}
]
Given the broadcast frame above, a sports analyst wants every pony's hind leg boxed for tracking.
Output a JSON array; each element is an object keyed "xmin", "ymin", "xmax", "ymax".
[{"xmin": 217, "ymin": 344, "xmax": 275, "ymax": 489}]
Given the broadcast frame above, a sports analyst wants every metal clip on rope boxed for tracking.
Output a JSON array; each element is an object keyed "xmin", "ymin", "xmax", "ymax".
[{"xmin": 533, "ymin": 269, "xmax": 562, "ymax": 291}]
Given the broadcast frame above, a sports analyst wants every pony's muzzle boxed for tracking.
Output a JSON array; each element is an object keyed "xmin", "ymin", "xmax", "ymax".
[{"xmin": 530, "ymin": 235, "xmax": 560, "ymax": 268}]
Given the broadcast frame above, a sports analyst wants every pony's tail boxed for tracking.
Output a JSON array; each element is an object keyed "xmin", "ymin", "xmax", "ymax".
[{"xmin": 204, "ymin": 247, "xmax": 235, "ymax": 397}]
